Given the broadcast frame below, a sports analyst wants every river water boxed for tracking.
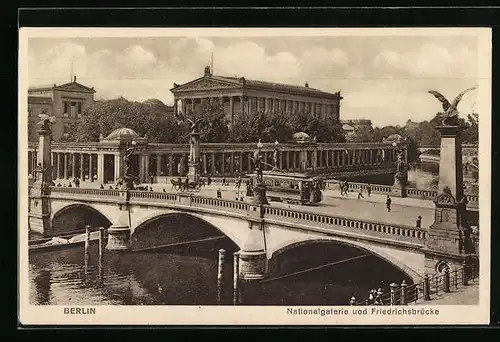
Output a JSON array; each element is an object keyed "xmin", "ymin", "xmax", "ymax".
[
  {"xmin": 29, "ymin": 240, "xmax": 411, "ymax": 306},
  {"xmin": 28, "ymin": 163, "xmax": 478, "ymax": 306}
]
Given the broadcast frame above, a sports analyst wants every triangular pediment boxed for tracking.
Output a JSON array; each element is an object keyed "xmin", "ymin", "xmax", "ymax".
[
  {"xmin": 171, "ymin": 76, "xmax": 242, "ymax": 93},
  {"xmin": 54, "ymin": 82, "xmax": 95, "ymax": 93}
]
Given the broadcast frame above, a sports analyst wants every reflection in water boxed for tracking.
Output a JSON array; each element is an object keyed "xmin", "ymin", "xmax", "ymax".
[{"xmin": 33, "ymin": 269, "xmax": 51, "ymax": 305}]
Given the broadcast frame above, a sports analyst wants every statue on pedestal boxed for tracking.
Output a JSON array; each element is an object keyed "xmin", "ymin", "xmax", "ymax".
[
  {"xmin": 428, "ymin": 87, "xmax": 477, "ymax": 126},
  {"xmin": 120, "ymin": 142, "xmax": 137, "ymax": 190}
]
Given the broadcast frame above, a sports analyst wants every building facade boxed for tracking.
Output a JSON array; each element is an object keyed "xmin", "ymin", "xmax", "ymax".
[
  {"xmin": 170, "ymin": 66, "xmax": 342, "ymax": 125},
  {"xmin": 28, "ymin": 76, "xmax": 96, "ymax": 142}
]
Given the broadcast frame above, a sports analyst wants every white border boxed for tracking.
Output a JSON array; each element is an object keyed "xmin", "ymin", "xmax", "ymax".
[{"xmin": 18, "ymin": 27, "xmax": 492, "ymax": 325}]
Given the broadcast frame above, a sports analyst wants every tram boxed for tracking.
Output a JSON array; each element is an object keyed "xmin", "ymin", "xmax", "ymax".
[{"xmin": 248, "ymin": 170, "xmax": 324, "ymax": 205}]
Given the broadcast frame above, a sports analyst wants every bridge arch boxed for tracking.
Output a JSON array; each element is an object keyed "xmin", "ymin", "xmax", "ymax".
[
  {"xmin": 269, "ymin": 237, "xmax": 423, "ymax": 284},
  {"xmin": 51, "ymin": 203, "xmax": 113, "ymax": 234},
  {"xmin": 130, "ymin": 211, "xmax": 245, "ymax": 251}
]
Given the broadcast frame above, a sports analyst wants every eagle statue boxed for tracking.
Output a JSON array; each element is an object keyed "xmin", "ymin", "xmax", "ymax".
[
  {"xmin": 428, "ymin": 87, "xmax": 476, "ymax": 126},
  {"xmin": 37, "ymin": 114, "xmax": 57, "ymax": 130}
]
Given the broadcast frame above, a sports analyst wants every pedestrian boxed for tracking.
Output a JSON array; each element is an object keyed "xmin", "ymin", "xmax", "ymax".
[
  {"xmin": 386, "ymin": 195, "xmax": 392, "ymax": 212},
  {"xmin": 217, "ymin": 189, "xmax": 221, "ymax": 198},
  {"xmin": 207, "ymin": 175, "xmax": 212, "ymax": 186},
  {"xmin": 367, "ymin": 184, "xmax": 372, "ymax": 197},
  {"xmin": 357, "ymin": 188, "xmax": 364, "ymax": 199},
  {"xmin": 162, "ymin": 188, "xmax": 166, "ymax": 192},
  {"xmin": 368, "ymin": 289, "xmax": 375, "ymax": 304},
  {"xmin": 416, "ymin": 215, "xmax": 422, "ymax": 228},
  {"xmin": 240, "ymin": 195, "xmax": 244, "ymax": 201},
  {"xmin": 222, "ymin": 177, "xmax": 226, "ymax": 186},
  {"xmin": 68, "ymin": 182, "xmax": 72, "ymax": 188},
  {"xmin": 150, "ymin": 174, "xmax": 154, "ymax": 185},
  {"xmin": 109, "ymin": 185, "xmax": 113, "ymax": 189},
  {"xmin": 100, "ymin": 184, "xmax": 104, "ymax": 189},
  {"xmin": 75, "ymin": 177, "xmax": 80, "ymax": 188}
]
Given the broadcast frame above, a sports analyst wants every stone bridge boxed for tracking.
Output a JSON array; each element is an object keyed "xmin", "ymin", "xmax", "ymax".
[{"xmin": 29, "ymin": 186, "xmax": 479, "ymax": 285}]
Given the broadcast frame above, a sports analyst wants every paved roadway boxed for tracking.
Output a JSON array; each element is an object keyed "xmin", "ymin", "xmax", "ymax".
[{"xmin": 54, "ymin": 178, "xmax": 434, "ymax": 228}]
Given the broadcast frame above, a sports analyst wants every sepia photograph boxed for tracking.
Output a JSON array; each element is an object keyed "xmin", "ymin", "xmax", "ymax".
[{"xmin": 18, "ymin": 27, "xmax": 491, "ymax": 325}]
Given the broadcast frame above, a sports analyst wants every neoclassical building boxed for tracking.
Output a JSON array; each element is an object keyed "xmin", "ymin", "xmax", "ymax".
[
  {"xmin": 28, "ymin": 76, "xmax": 96, "ymax": 142},
  {"xmin": 170, "ymin": 66, "xmax": 342, "ymax": 125}
]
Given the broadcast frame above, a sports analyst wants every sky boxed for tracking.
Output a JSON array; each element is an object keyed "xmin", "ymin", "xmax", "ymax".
[{"xmin": 27, "ymin": 32, "xmax": 482, "ymax": 127}]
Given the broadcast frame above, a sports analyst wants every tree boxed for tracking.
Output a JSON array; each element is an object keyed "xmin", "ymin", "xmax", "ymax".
[
  {"xmin": 461, "ymin": 112, "xmax": 479, "ymax": 144},
  {"xmin": 72, "ymin": 97, "xmax": 180, "ymax": 143},
  {"xmin": 182, "ymin": 100, "xmax": 230, "ymax": 143}
]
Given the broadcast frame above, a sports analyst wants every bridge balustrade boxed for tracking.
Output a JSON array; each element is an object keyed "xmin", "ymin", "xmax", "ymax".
[
  {"xmin": 50, "ymin": 186, "xmax": 121, "ymax": 198},
  {"xmin": 263, "ymin": 205, "xmax": 427, "ymax": 246}
]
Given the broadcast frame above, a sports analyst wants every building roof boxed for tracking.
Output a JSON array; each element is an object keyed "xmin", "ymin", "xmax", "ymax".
[
  {"xmin": 29, "ymin": 78, "xmax": 96, "ymax": 94},
  {"xmin": 171, "ymin": 70, "xmax": 342, "ymax": 100},
  {"xmin": 28, "ymin": 96, "xmax": 53, "ymax": 105}
]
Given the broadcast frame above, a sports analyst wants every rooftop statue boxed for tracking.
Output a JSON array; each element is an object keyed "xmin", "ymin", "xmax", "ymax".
[{"xmin": 428, "ymin": 87, "xmax": 476, "ymax": 126}]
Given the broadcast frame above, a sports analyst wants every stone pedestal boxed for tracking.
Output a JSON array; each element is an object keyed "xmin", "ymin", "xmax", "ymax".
[
  {"xmin": 424, "ymin": 123, "xmax": 474, "ymax": 276},
  {"xmin": 187, "ymin": 161, "xmax": 199, "ymax": 183},
  {"xmin": 238, "ymin": 221, "xmax": 267, "ymax": 281},
  {"xmin": 436, "ymin": 125, "xmax": 464, "ymax": 201},
  {"xmin": 106, "ymin": 204, "xmax": 131, "ymax": 251},
  {"xmin": 252, "ymin": 184, "xmax": 269, "ymax": 205},
  {"xmin": 188, "ymin": 132, "xmax": 201, "ymax": 183},
  {"xmin": 28, "ymin": 126, "xmax": 53, "ymax": 236}
]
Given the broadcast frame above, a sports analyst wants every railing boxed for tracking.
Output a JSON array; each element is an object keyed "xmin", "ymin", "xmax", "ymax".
[
  {"xmin": 42, "ymin": 186, "xmax": 427, "ymax": 246},
  {"xmin": 263, "ymin": 205, "xmax": 427, "ymax": 245},
  {"xmin": 352, "ymin": 263, "xmax": 479, "ymax": 306},
  {"xmin": 49, "ymin": 186, "xmax": 121, "ymax": 197},
  {"xmin": 406, "ymin": 188, "xmax": 438, "ymax": 200},
  {"xmin": 326, "ymin": 180, "xmax": 479, "ymax": 207}
]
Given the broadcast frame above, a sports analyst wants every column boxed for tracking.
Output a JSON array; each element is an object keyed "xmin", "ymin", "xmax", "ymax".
[
  {"xmin": 239, "ymin": 152, "xmax": 243, "ymax": 173},
  {"xmin": 63, "ymin": 153, "xmax": 68, "ymax": 179},
  {"xmin": 70, "ymin": 153, "xmax": 75, "ymax": 178},
  {"xmin": 229, "ymin": 97, "xmax": 234, "ymax": 122},
  {"xmin": 182, "ymin": 98, "xmax": 187, "ymax": 115},
  {"xmin": 156, "ymin": 154, "xmax": 162, "ymax": 177},
  {"xmin": 221, "ymin": 152, "xmax": 225, "ymax": 176},
  {"xmin": 56, "ymin": 153, "xmax": 61, "ymax": 179},
  {"xmin": 211, "ymin": 153, "xmax": 216, "ymax": 175},
  {"xmin": 139, "ymin": 154, "xmax": 150, "ymax": 183},
  {"xmin": 203, "ymin": 154, "xmax": 208, "ymax": 174},
  {"xmin": 97, "ymin": 153, "xmax": 105, "ymax": 184},
  {"xmin": 245, "ymin": 152, "xmax": 250, "ymax": 172},
  {"xmin": 240, "ymin": 96, "xmax": 245, "ymax": 116},
  {"xmin": 230, "ymin": 152, "xmax": 234, "ymax": 176},
  {"xmin": 80, "ymin": 153, "xmax": 84, "ymax": 180},
  {"xmin": 88, "ymin": 153, "xmax": 93, "ymax": 182},
  {"xmin": 114, "ymin": 154, "xmax": 121, "ymax": 182},
  {"xmin": 168, "ymin": 153, "xmax": 173, "ymax": 176}
]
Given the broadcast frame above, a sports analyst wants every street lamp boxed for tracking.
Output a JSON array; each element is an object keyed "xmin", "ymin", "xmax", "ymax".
[{"xmin": 253, "ymin": 139, "xmax": 269, "ymax": 205}]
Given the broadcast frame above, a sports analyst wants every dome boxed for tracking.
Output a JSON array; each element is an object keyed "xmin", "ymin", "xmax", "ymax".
[
  {"xmin": 292, "ymin": 132, "xmax": 312, "ymax": 141},
  {"xmin": 143, "ymin": 98, "xmax": 166, "ymax": 108},
  {"xmin": 105, "ymin": 127, "xmax": 141, "ymax": 141},
  {"xmin": 384, "ymin": 134, "xmax": 404, "ymax": 142}
]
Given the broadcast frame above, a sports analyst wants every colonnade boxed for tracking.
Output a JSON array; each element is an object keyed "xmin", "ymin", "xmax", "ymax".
[
  {"xmin": 176, "ymin": 96, "xmax": 339, "ymax": 122},
  {"xmin": 28, "ymin": 146, "xmax": 398, "ymax": 184}
]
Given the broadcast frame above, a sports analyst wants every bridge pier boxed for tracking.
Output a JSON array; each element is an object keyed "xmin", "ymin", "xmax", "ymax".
[
  {"xmin": 238, "ymin": 220, "xmax": 267, "ymax": 281},
  {"xmin": 106, "ymin": 202, "xmax": 131, "ymax": 251}
]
